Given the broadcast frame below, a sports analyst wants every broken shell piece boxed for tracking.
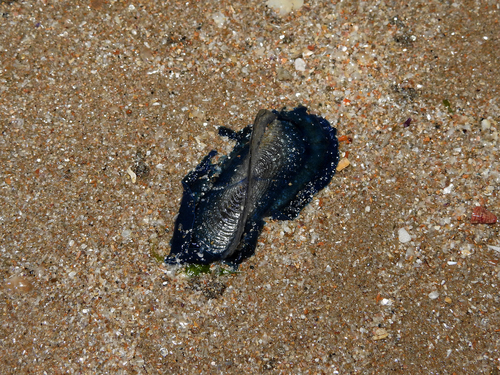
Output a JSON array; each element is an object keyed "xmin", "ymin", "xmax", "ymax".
[
  {"xmin": 127, "ymin": 166, "xmax": 137, "ymax": 183},
  {"xmin": 336, "ymin": 157, "xmax": 350, "ymax": 172},
  {"xmin": 372, "ymin": 328, "xmax": 389, "ymax": 341},
  {"xmin": 471, "ymin": 206, "xmax": 497, "ymax": 224},
  {"xmin": 266, "ymin": 0, "xmax": 304, "ymax": 15}
]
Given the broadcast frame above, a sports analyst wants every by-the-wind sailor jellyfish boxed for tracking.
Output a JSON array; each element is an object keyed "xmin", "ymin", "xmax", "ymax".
[{"xmin": 165, "ymin": 106, "xmax": 339, "ymax": 266}]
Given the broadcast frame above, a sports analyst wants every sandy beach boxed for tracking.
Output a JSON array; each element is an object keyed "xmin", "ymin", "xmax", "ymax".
[{"xmin": 1, "ymin": 0, "xmax": 499, "ymax": 373}]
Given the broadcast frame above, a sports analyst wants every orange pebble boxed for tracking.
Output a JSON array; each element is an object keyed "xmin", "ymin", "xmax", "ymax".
[{"xmin": 338, "ymin": 135, "xmax": 352, "ymax": 143}]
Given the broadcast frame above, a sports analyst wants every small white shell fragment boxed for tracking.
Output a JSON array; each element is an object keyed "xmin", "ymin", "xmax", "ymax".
[
  {"xmin": 266, "ymin": 0, "xmax": 304, "ymax": 15},
  {"xmin": 460, "ymin": 246, "xmax": 472, "ymax": 257},
  {"xmin": 212, "ymin": 12, "xmax": 227, "ymax": 28},
  {"xmin": 302, "ymin": 49, "xmax": 314, "ymax": 57},
  {"xmin": 372, "ymin": 328, "xmax": 389, "ymax": 341},
  {"xmin": 443, "ymin": 183, "xmax": 453, "ymax": 194},
  {"xmin": 294, "ymin": 58, "xmax": 306, "ymax": 72},
  {"xmin": 127, "ymin": 167, "xmax": 137, "ymax": 183},
  {"xmin": 481, "ymin": 118, "xmax": 491, "ymax": 130},
  {"xmin": 380, "ymin": 298, "xmax": 393, "ymax": 306},
  {"xmin": 487, "ymin": 245, "xmax": 500, "ymax": 253},
  {"xmin": 428, "ymin": 291, "xmax": 439, "ymax": 299},
  {"xmin": 398, "ymin": 228, "xmax": 411, "ymax": 243},
  {"xmin": 122, "ymin": 228, "xmax": 132, "ymax": 240}
]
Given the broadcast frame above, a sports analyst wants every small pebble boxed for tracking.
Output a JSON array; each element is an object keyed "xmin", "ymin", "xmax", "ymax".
[
  {"xmin": 336, "ymin": 157, "xmax": 350, "ymax": 172},
  {"xmin": 122, "ymin": 228, "xmax": 132, "ymax": 240},
  {"xmin": 429, "ymin": 291, "xmax": 439, "ymax": 300},
  {"xmin": 4, "ymin": 276, "xmax": 33, "ymax": 294},
  {"xmin": 398, "ymin": 228, "xmax": 411, "ymax": 243},
  {"xmin": 266, "ymin": 0, "xmax": 304, "ymax": 15},
  {"xmin": 372, "ymin": 328, "xmax": 389, "ymax": 340},
  {"xmin": 460, "ymin": 247, "xmax": 472, "ymax": 257},
  {"xmin": 276, "ymin": 67, "xmax": 293, "ymax": 81},
  {"xmin": 294, "ymin": 58, "xmax": 306, "ymax": 72},
  {"xmin": 442, "ymin": 184, "xmax": 453, "ymax": 194},
  {"xmin": 481, "ymin": 118, "xmax": 491, "ymax": 130},
  {"xmin": 212, "ymin": 12, "xmax": 227, "ymax": 28},
  {"xmin": 471, "ymin": 206, "xmax": 497, "ymax": 224}
]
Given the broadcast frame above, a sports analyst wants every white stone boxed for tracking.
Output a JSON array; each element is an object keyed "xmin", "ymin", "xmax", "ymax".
[
  {"xmin": 443, "ymin": 183, "xmax": 453, "ymax": 194},
  {"xmin": 266, "ymin": 0, "xmax": 304, "ymax": 15},
  {"xmin": 481, "ymin": 118, "xmax": 491, "ymax": 130},
  {"xmin": 212, "ymin": 12, "xmax": 227, "ymax": 28},
  {"xmin": 398, "ymin": 228, "xmax": 411, "ymax": 243},
  {"xmin": 294, "ymin": 58, "xmax": 306, "ymax": 72},
  {"xmin": 428, "ymin": 291, "xmax": 439, "ymax": 299}
]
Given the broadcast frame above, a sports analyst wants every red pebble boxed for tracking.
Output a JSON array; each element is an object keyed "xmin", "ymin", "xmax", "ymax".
[{"xmin": 471, "ymin": 206, "xmax": 497, "ymax": 224}]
